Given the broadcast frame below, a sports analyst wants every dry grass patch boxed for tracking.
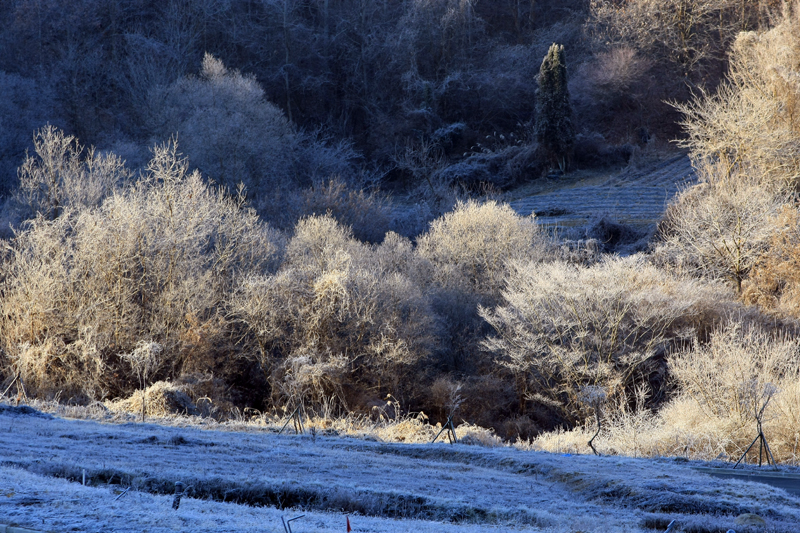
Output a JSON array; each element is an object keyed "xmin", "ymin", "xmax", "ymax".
[
  {"xmin": 530, "ymin": 323, "xmax": 800, "ymax": 465},
  {"xmin": 105, "ymin": 381, "xmax": 197, "ymax": 419}
]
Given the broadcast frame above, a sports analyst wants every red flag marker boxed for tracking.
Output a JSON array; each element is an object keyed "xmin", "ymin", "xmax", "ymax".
[{"xmin": 347, "ymin": 516, "xmax": 352, "ymax": 532}]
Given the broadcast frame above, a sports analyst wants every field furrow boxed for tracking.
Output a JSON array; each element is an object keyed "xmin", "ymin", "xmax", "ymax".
[{"xmin": 510, "ymin": 155, "xmax": 697, "ymax": 228}]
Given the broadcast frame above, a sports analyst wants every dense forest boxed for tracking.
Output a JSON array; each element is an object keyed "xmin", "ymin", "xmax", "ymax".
[
  {"xmin": 2, "ymin": 0, "xmax": 778, "ymax": 198},
  {"xmin": 1, "ymin": 0, "xmax": 800, "ymax": 462}
]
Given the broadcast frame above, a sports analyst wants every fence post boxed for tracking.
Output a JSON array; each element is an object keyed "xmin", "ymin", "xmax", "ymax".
[{"xmin": 172, "ymin": 481, "xmax": 184, "ymax": 510}]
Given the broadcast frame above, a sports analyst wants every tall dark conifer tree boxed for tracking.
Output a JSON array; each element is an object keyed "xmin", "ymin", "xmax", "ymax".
[{"xmin": 535, "ymin": 43, "xmax": 575, "ymax": 173}]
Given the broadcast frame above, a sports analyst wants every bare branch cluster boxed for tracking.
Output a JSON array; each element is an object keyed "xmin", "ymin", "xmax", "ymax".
[
  {"xmin": 1, "ymin": 135, "xmax": 279, "ymax": 400},
  {"xmin": 480, "ymin": 255, "xmax": 733, "ymax": 423}
]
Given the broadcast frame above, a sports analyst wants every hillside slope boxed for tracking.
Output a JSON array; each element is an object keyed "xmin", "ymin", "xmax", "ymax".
[{"xmin": 509, "ymin": 155, "xmax": 696, "ymax": 231}]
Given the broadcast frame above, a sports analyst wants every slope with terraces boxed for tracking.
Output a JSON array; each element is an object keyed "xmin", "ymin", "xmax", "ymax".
[{"xmin": 508, "ymin": 153, "xmax": 697, "ymax": 233}]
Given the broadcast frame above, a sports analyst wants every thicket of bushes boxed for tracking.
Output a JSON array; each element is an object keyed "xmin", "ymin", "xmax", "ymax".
[
  {"xmin": 534, "ymin": 6, "xmax": 800, "ymax": 460},
  {"xmin": 2, "ymin": 1, "xmax": 800, "ymax": 463},
  {"xmin": 0, "ymin": 135, "xmax": 556, "ymax": 427},
  {"xmin": 1, "ymin": 138, "xmax": 280, "ymax": 401}
]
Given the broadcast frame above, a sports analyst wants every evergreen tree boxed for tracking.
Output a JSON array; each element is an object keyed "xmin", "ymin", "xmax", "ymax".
[{"xmin": 535, "ymin": 43, "xmax": 575, "ymax": 173}]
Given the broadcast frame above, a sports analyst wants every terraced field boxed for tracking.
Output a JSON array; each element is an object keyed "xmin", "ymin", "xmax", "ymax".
[{"xmin": 509, "ymin": 155, "xmax": 697, "ymax": 231}]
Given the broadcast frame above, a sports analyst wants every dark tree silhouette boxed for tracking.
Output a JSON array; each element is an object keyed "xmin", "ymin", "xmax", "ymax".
[{"xmin": 535, "ymin": 43, "xmax": 575, "ymax": 173}]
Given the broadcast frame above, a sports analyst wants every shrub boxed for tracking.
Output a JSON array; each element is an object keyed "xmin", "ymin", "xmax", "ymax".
[
  {"xmin": 416, "ymin": 200, "xmax": 547, "ymax": 301},
  {"xmin": 588, "ymin": 0, "xmax": 742, "ymax": 80},
  {"xmin": 0, "ymin": 140, "xmax": 279, "ymax": 400},
  {"xmin": 570, "ymin": 133, "xmax": 634, "ymax": 169},
  {"xmin": 667, "ymin": 323, "xmax": 800, "ymax": 462},
  {"xmin": 569, "ymin": 47, "xmax": 654, "ymax": 144},
  {"xmin": 228, "ymin": 216, "xmax": 439, "ymax": 412},
  {"xmin": 587, "ymin": 216, "xmax": 649, "ymax": 255},
  {"xmin": 744, "ymin": 206, "xmax": 800, "ymax": 316},
  {"xmin": 480, "ymin": 255, "xmax": 734, "ymax": 426},
  {"xmin": 413, "ymin": 200, "xmax": 549, "ymax": 375},
  {"xmin": 578, "ymin": 47, "xmax": 651, "ymax": 102},
  {"xmin": 300, "ymin": 179, "xmax": 392, "ymax": 244},
  {"xmin": 433, "ymin": 144, "xmax": 545, "ymax": 190},
  {"xmin": 294, "ymin": 132, "xmax": 363, "ymax": 186},
  {"xmin": 14, "ymin": 125, "xmax": 129, "ymax": 220},
  {"xmin": 105, "ymin": 380, "xmax": 198, "ymax": 419},
  {"xmin": 531, "ymin": 320, "xmax": 800, "ymax": 463}
]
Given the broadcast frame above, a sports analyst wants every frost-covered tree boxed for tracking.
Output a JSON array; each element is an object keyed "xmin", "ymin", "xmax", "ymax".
[
  {"xmin": 229, "ymin": 217, "xmax": 438, "ymax": 410},
  {"xmin": 1, "ymin": 139, "xmax": 280, "ymax": 400},
  {"xmin": 588, "ymin": 0, "xmax": 747, "ymax": 80},
  {"xmin": 659, "ymin": 12, "xmax": 800, "ymax": 293},
  {"xmin": 535, "ymin": 43, "xmax": 574, "ymax": 173},
  {"xmin": 480, "ymin": 256, "xmax": 723, "ymax": 422},
  {"xmin": 151, "ymin": 54, "xmax": 297, "ymax": 199},
  {"xmin": 417, "ymin": 200, "xmax": 547, "ymax": 299},
  {"xmin": 15, "ymin": 126, "xmax": 129, "ymax": 220}
]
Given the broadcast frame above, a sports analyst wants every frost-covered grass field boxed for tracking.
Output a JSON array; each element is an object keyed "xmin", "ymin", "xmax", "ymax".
[{"xmin": 2, "ymin": 402, "xmax": 799, "ymax": 533}]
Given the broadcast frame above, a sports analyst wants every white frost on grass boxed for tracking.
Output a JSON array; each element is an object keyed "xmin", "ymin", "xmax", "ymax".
[
  {"xmin": 1, "ymin": 403, "xmax": 799, "ymax": 532},
  {"xmin": 1, "ymin": 465, "xmax": 555, "ymax": 533}
]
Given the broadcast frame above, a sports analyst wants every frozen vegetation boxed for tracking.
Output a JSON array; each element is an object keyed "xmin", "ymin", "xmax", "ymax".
[
  {"xmin": 2, "ymin": 403, "xmax": 800, "ymax": 533},
  {"xmin": 3, "ymin": 6, "xmax": 800, "ymax": 530}
]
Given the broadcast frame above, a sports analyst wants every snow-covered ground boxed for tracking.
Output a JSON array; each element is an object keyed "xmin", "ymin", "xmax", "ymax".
[{"xmin": 2, "ymin": 403, "xmax": 799, "ymax": 532}]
